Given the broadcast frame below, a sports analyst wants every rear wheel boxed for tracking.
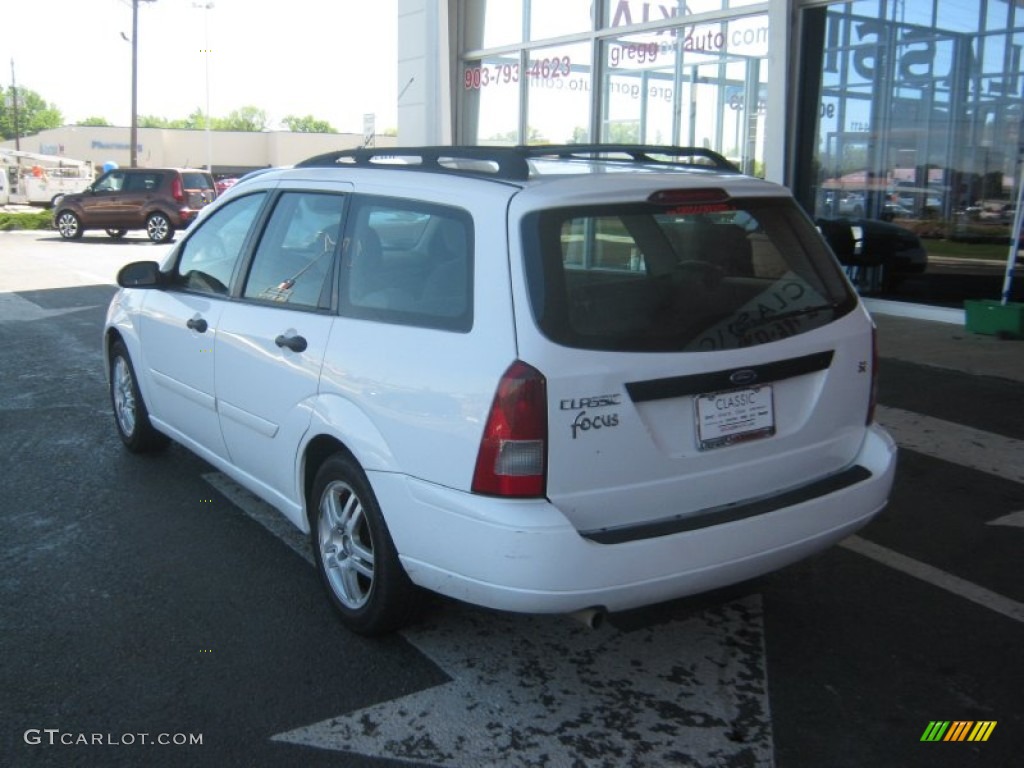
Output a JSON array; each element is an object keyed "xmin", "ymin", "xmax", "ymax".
[
  {"xmin": 146, "ymin": 212, "xmax": 174, "ymax": 243},
  {"xmin": 109, "ymin": 340, "xmax": 168, "ymax": 453},
  {"xmin": 56, "ymin": 211, "xmax": 83, "ymax": 240},
  {"xmin": 310, "ymin": 453, "xmax": 418, "ymax": 635}
]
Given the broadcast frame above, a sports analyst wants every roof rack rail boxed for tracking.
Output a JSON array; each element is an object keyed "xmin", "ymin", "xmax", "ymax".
[
  {"xmin": 295, "ymin": 144, "xmax": 738, "ymax": 181},
  {"xmin": 296, "ymin": 146, "xmax": 533, "ymax": 180},
  {"xmin": 519, "ymin": 144, "xmax": 738, "ymax": 172}
]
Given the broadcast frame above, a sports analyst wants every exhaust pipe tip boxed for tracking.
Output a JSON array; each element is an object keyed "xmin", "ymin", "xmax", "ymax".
[{"xmin": 568, "ymin": 607, "xmax": 607, "ymax": 630}]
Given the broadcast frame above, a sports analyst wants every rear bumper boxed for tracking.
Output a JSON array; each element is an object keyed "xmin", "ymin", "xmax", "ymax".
[{"xmin": 373, "ymin": 424, "xmax": 897, "ymax": 614}]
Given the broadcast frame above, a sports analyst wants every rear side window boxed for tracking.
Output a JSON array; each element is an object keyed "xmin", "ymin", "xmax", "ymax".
[
  {"xmin": 123, "ymin": 172, "xmax": 163, "ymax": 192},
  {"xmin": 340, "ymin": 196, "xmax": 473, "ymax": 332},
  {"xmin": 522, "ymin": 198, "xmax": 856, "ymax": 352}
]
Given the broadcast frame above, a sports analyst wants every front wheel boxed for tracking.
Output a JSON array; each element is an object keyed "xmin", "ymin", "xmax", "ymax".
[
  {"xmin": 310, "ymin": 454, "xmax": 419, "ymax": 635},
  {"xmin": 109, "ymin": 340, "xmax": 168, "ymax": 453},
  {"xmin": 146, "ymin": 212, "xmax": 174, "ymax": 243},
  {"xmin": 56, "ymin": 211, "xmax": 83, "ymax": 240}
]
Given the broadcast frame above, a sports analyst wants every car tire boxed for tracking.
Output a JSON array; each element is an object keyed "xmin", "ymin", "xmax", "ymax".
[
  {"xmin": 310, "ymin": 453, "xmax": 419, "ymax": 635},
  {"xmin": 109, "ymin": 340, "xmax": 169, "ymax": 453},
  {"xmin": 146, "ymin": 212, "xmax": 174, "ymax": 243},
  {"xmin": 56, "ymin": 211, "xmax": 83, "ymax": 240},
  {"xmin": 106, "ymin": 229, "xmax": 127, "ymax": 239}
]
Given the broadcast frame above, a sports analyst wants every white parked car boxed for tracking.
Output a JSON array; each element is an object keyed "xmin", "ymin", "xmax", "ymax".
[{"xmin": 104, "ymin": 145, "xmax": 897, "ymax": 634}]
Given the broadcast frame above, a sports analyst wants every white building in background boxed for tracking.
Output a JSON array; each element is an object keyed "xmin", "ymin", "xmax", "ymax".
[{"xmin": 1, "ymin": 125, "xmax": 395, "ymax": 178}]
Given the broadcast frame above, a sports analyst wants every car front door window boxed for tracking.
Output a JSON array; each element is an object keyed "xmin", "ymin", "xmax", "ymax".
[
  {"xmin": 174, "ymin": 192, "xmax": 266, "ymax": 295},
  {"xmin": 93, "ymin": 171, "xmax": 125, "ymax": 192}
]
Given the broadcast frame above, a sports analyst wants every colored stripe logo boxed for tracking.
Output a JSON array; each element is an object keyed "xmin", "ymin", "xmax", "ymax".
[{"xmin": 921, "ymin": 721, "xmax": 997, "ymax": 742}]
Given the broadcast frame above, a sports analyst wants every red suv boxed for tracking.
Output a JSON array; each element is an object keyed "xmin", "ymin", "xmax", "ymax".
[{"xmin": 54, "ymin": 168, "xmax": 216, "ymax": 243}]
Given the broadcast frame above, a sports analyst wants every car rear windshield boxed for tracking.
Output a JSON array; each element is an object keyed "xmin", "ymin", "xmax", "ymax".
[
  {"xmin": 521, "ymin": 197, "xmax": 857, "ymax": 352},
  {"xmin": 182, "ymin": 172, "xmax": 214, "ymax": 190}
]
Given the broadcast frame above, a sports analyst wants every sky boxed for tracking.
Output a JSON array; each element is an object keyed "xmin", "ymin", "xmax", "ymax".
[{"xmin": 4, "ymin": 0, "xmax": 398, "ymax": 134}]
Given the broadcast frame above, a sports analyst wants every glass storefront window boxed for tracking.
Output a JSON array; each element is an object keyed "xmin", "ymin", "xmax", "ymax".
[
  {"xmin": 460, "ymin": 1, "xmax": 769, "ymax": 174},
  {"xmin": 798, "ymin": 0, "xmax": 1024, "ymax": 272},
  {"xmin": 603, "ymin": 0, "xmax": 731, "ymax": 27},
  {"xmin": 525, "ymin": 43, "xmax": 592, "ymax": 144},
  {"xmin": 597, "ymin": 15, "xmax": 767, "ymax": 171},
  {"xmin": 461, "ymin": 55, "xmax": 522, "ymax": 145},
  {"xmin": 463, "ymin": 0, "xmax": 524, "ymax": 50},
  {"xmin": 529, "ymin": 0, "xmax": 593, "ymax": 41},
  {"xmin": 602, "ymin": 31, "xmax": 676, "ymax": 144}
]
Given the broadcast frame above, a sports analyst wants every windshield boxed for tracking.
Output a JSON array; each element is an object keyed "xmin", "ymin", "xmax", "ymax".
[{"xmin": 522, "ymin": 197, "xmax": 856, "ymax": 352}]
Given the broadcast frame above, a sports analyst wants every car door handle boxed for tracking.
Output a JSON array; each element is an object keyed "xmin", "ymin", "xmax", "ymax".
[
  {"xmin": 186, "ymin": 315, "xmax": 208, "ymax": 333},
  {"xmin": 275, "ymin": 334, "xmax": 307, "ymax": 353}
]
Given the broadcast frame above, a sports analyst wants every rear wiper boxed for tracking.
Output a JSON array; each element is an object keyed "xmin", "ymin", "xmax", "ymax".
[{"xmin": 737, "ymin": 302, "xmax": 840, "ymax": 331}]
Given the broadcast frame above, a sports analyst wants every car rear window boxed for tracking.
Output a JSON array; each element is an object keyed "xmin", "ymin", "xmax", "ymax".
[
  {"xmin": 181, "ymin": 172, "xmax": 214, "ymax": 190},
  {"xmin": 340, "ymin": 196, "xmax": 474, "ymax": 332},
  {"xmin": 522, "ymin": 197, "xmax": 856, "ymax": 352}
]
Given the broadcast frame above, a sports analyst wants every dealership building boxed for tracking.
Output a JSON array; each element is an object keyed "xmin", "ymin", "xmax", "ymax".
[
  {"xmin": 404, "ymin": 0, "xmax": 1021, "ymax": 235},
  {"xmin": 7, "ymin": 0, "xmax": 1023, "ymax": 241}
]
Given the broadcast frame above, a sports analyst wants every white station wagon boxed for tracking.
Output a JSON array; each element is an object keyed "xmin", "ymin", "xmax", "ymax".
[{"xmin": 104, "ymin": 145, "xmax": 897, "ymax": 634}]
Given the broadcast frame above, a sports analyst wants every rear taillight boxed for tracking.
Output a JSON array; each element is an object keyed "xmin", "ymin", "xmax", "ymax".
[
  {"xmin": 472, "ymin": 361, "xmax": 547, "ymax": 498},
  {"xmin": 867, "ymin": 325, "xmax": 879, "ymax": 425},
  {"xmin": 171, "ymin": 176, "xmax": 185, "ymax": 204}
]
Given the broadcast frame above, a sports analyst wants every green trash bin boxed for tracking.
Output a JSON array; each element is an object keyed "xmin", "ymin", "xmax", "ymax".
[{"xmin": 964, "ymin": 299, "xmax": 1024, "ymax": 339}]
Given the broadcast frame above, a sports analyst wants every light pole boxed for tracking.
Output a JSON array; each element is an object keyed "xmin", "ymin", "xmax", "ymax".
[
  {"xmin": 129, "ymin": 0, "xmax": 156, "ymax": 168},
  {"xmin": 9, "ymin": 58, "xmax": 21, "ymax": 151},
  {"xmin": 194, "ymin": 2, "xmax": 214, "ymax": 173}
]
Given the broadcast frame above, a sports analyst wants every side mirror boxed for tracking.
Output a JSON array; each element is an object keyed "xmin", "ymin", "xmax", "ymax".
[{"xmin": 117, "ymin": 260, "xmax": 164, "ymax": 288}]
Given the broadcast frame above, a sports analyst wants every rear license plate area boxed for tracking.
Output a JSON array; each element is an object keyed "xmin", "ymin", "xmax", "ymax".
[{"xmin": 695, "ymin": 385, "xmax": 775, "ymax": 451}]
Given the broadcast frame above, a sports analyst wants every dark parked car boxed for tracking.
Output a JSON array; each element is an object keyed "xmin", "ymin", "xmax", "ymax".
[
  {"xmin": 54, "ymin": 168, "xmax": 217, "ymax": 243},
  {"xmin": 817, "ymin": 216, "xmax": 927, "ymax": 293}
]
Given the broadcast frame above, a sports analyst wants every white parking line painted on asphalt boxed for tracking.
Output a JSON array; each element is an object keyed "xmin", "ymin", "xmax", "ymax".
[
  {"xmin": 876, "ymin": 405, "xmax": 1024, "ymax": 484},
  {"xmin": 841, "ymin": 536, "xmax": 1024, "ymax": 624},
  {"xmin": 987, "ymin": 510, "xmax": 1024, "ymax": 528},
  {"xmin": 203, "ymin": 471, "xmax": 775, "ymax": 767},
  {"xmin": 272, "ymin": 597, "xmax": 774, "ymax": 767},
  {"xmin": 863, "ymin": 298, "xmax": 965, "ymax": 325},
  {"xmin": 0, "ymin": 292, "xmax": 101, "ymax": 323}
]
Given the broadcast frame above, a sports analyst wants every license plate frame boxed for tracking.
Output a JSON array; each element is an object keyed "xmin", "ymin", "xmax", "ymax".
[{"xmin": 695, "ymin": 385, "xmax": 776, "ymax": 451}]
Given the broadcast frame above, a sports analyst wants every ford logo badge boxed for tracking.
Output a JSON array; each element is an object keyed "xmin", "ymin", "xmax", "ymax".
[{"xmin": 729, "ymin": 369, "xmax": 758, "ymax": 386}]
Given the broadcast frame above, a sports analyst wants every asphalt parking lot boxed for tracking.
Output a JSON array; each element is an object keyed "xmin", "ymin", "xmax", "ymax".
[{"xmin": 1, "ymin": 231, "xmax": 1021, "ymax": 767}]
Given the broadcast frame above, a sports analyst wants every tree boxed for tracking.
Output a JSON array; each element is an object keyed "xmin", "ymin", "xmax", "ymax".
[
  {"xmin": 0, "ymin": 86, "xmax": 63, "ymax": 140},
  {"xmin": 487, "ymin": 126, "xmax": 545, "ymax": 145},
  {"xmin": 218, "ymin": 106, "xmax": 268, "ymax": 132},
  {"xmin": 77, "ymin": 117, "xmax": 112, "ymax": 127},
  {"xmin": 569, "ymin": 126, "xmax": 589, "ymax": 144},
  {"xmin": 282, "ymin": 114, "xmax": 337, "ymax": 133},
  {"xmin": 605, "ymin": 121, "xmax": 640, "ymax": 144}
]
